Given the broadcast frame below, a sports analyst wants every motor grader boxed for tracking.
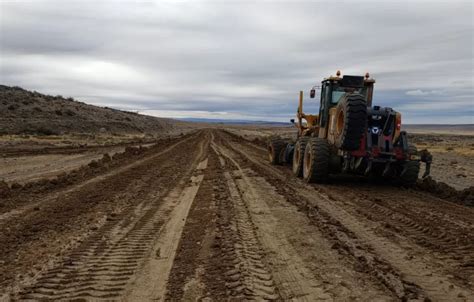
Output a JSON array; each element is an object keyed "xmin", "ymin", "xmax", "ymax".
[{"xmin": 268, "ymin": 71, "xmax": 432, "ymax": 185}]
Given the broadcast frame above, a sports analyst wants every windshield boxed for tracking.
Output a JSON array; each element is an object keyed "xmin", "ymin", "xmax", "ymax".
[
  {"xmin": 331, "ymin": 91, "xmax": 345, "ymax": 104},
  {"xmin": 331, "ymin": 85, "xmax": 367, "ymax": 104}
]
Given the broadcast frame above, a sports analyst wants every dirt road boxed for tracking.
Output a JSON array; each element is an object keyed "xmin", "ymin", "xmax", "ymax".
[{"xmin": 1, "ymin": 129, "xmax": 472, "ymax": 301}]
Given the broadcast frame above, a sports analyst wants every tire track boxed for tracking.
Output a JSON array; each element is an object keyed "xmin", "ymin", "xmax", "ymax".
[
  {"xmin": 5, "ymin": 129, "xmax": 473, "ymax": 301},
  {"xmin": 343, "ymin": 193, "xmax": 474, "ymax": 285},
  {"xmin": 231, "ymin": 134, "xmax": 474, "ymax": 287},
  {"xmin": 125, "ymin": 133, "xmax": 211, "ymax": 300},
  {"xmin": 0, "ymin": 131, "xmax": 198, "ymax": 226},
  {"xmin": 214, "ymin": 142, "xmax": 325, "ymax": 300},
  {"xmin": 13, "ymin": 132, "xmax": 208, "ymax": 301},
  {"xmin": 164, "ymin": 145, "xmax": 220, "ymax": 300},
  {"xmin": 218, "ymin": 131, "xmax": 474, "ymax": 301},
  {"xmin": 214, "ymin": 135, "xmax": 396, "ymax": 301},
  {"xmin": 210, "ymin": 140, "xmax": 280, "ymax": 300}
]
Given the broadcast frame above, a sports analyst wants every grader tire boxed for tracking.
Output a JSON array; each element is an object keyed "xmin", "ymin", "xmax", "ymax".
[
  {"xmin": 268, "ymin": 139, "xmax": 287, "ymax": 165},
  {"xmin": 399, "ymin": 145, "xmax": 420, "ymax": 186},
  {"xmin": 334, "ymin": 94, "xmax": 367, "ymax": 150},
  {"xmin": 303, "ymin": 138, "xmax": 330, "ymax": 183},
  {"xmin": 292, "ymin": 137, "xmax": 309, "ymax": 177}
]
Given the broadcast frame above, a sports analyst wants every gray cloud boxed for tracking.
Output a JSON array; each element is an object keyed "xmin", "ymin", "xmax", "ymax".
[{"xmin": 1, "ymin": 0, "xmax": 473, "ymax": 123}]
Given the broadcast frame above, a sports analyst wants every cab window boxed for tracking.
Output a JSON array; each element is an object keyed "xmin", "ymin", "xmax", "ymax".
[
  {"xmin": 331, "ymin": 90, "xmax": 345, "ymax": 104},
  {"xmin": 331, "ymin": 85, "xmax": 368, "ymax": 104}
]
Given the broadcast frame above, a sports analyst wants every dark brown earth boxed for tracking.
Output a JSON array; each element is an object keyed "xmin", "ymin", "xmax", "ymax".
[{"xmin": 0, "ymin": 129, "xmax": 473, "ymax": 301}]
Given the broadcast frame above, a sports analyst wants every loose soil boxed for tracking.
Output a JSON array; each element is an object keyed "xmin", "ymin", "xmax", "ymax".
[{"xmin": 0, "ymin": 129, "xmax": 473, "ymax": 301}]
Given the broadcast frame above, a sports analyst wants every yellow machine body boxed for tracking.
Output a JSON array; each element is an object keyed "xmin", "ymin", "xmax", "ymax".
[{"xmin": 295, "ymin": 91, "xmax": 320, "ymax": 137}]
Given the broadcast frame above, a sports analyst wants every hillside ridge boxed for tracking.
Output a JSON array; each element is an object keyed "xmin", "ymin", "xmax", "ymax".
[{"xmin": 0, "ymin": 85, "xmax": 176, "ymax": 136}]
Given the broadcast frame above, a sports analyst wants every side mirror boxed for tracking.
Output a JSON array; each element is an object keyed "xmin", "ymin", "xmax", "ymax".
[
  {"xmin": 310, "ymin": 89, "xmax": 315, "ymax": 98},
  {"xmin": 290, "ymin": 119, "xmax": 295, "ymax": 124}
]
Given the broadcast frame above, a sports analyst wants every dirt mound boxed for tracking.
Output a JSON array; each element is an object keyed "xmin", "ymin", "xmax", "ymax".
[
  {"xmin": 252, "ymin": 136, "xmax": 268, "ymax": 148},
  {"xmin": 0, "ymin": 85, "xmax": 177, "ymax": 135},
  {"xmin": 2, "ymin": 133, "xmax": 195, "ymax": 198},
  {"xmin": 6, "ymin": 144, "xmax": 153, "ymax": 197},
  {"xmin": 417, "ymin": 177, "xmax": 474, "ymax": 206}
]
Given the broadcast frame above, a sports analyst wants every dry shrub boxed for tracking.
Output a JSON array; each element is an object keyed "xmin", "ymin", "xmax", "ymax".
[
  {"xmin": 101, "ymin": 153, "xmax": 112, "ymax": 163},
  {"xmin": 10, "ymin": 182, "xmax": 22, "ymax": 190},
  {"xmin": 0, "ymin": 180, "xmax": 11, "ymax": 197},
  {"xmin": 88, "ymin": 160, "xmax": 101, "ymax": 169}
]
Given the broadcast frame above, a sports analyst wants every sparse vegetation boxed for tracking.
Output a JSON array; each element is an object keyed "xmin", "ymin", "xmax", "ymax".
[
  {"xmin": 0, "ymin": 85, "xmax": 177, "ymax": 136},
  {"xmin": 35, "ymin": 127, "xmax": 59, "ymax": 136},
  {"xmin": 65, "ymin": 109, "xmax": 75, "ymax": 116}
]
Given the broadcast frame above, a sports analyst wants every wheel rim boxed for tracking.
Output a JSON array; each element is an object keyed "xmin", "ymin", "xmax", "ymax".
[
  {"xmin": 293, "ymin": 146, "xmax": 300, "ymax": 172},
  {"xmin": 268, "ymin": 146, "xmax": 274, "ymax": 161}
]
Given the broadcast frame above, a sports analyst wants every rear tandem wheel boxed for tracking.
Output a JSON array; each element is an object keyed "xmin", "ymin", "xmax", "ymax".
[
  {"xmin": 268, "ymin": 139, "xmax": 287, "ymax": 165},
  {"xmin": 303, "ymin": 138, "xmax": 330, "ymax": 183},
  {"xmin": 292, "ymin": 137, "xmax": 309, "ymax": 177}
]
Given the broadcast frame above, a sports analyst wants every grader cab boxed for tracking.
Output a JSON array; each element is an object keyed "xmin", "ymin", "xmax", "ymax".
[{"xmin": 268, "ymin": 71, "xmax": 432, "ymax": 185}]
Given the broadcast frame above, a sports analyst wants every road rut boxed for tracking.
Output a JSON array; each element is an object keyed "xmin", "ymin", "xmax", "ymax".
[{"xmin": 1, "ymin": 129, "xmax": 473, "ymax": 301}]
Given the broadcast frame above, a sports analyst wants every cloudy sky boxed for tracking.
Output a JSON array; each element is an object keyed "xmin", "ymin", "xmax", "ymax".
[{"xmin": 1, "ymin": 0, "xmax": 473, "ymax": 123}]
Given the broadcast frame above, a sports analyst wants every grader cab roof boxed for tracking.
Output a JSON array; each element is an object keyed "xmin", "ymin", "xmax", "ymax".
[{"xmin": 324, "ymin": 71, "xmax": 376, "ymax": 86}]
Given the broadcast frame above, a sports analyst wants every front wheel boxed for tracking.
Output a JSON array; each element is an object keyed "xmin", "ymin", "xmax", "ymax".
[
  {"xmin": 303, "ymin": 138, "xmax": 330, "ymax": 183},
  {"xmin": 334, "ymin": 94, "xmax": 367, "ymax": 151}
]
